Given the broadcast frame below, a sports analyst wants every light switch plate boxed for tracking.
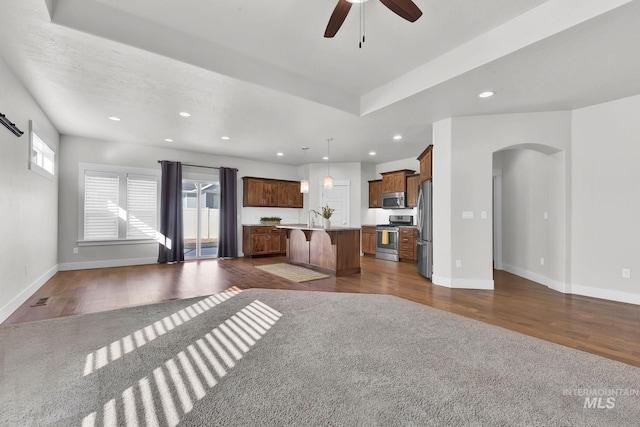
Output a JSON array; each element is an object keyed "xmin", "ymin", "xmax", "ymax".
[
  {"xmin": 622, "ymin": 268, "xmax": 631, "ymax": 278},
  {"xmin": 462, "ymin": 211, "xmax": 474, "ymax": 220},
  {"xmin": 481, "ymin": 211, "xmax": 488, "ymax": 219}
]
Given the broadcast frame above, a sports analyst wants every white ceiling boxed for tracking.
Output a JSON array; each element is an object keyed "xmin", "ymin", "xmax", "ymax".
[{"xmin": 1, "ymin": 0, "xmax": 639, "ymax": 165}]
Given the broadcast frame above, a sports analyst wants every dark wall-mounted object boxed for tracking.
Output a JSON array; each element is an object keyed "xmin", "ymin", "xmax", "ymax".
[{"xmin": 0, "ymin": 113, "xmax": 24, "ymax": 137}]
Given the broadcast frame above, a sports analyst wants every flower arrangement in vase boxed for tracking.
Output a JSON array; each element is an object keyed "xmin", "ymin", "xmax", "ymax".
[{"xmin": 311, "ymin": 205, "xmax": 335, "ymax": 229}]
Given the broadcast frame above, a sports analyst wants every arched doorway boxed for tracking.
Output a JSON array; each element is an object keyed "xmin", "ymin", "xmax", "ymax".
[{"xmin": 492, "ymin": 143, "xmax": 566, "ymax": 290}]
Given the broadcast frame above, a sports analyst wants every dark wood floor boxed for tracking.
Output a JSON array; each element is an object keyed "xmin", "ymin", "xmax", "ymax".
[{"xmin": 4, "ymin": 256, "xmax": 640, "ymax": 367}]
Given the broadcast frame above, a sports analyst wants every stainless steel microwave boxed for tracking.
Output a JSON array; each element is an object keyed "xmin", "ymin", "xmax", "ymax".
[{"xmin": 381, "ymin": 192, "xmax": 406, "ymax": 209}]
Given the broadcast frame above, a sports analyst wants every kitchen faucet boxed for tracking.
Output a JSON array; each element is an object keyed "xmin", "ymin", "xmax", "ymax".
[{"xmin": 309, "ymin": 210, "xmax": 318, "ymax": 227}]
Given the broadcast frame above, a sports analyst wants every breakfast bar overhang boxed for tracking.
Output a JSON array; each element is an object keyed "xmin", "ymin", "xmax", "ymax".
[{"xmin": 277, "ymin": 225, "xmax": 361, "ymax": 276}]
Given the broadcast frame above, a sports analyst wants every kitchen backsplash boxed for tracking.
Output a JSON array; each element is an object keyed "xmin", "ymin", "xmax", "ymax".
[
  {"xmin": 375, "ymin": 207, "xmax": 416, "ymax": 225},
  {"xmin": 241, "ymin": 207, "xmax": 303, "ymax": 225}
]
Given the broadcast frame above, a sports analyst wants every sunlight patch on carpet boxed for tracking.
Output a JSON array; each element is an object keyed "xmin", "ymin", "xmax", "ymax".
[
  {"xmin": 82, "ymin": 300, "xmax": 282, "ymax": 427},
  {"xmin": 256, "ymin": 263, "xmax": 329, "ymax": 282},
  {"xmin": 83, "ymin": 287, "xmax": 243, "ymax": 376}
]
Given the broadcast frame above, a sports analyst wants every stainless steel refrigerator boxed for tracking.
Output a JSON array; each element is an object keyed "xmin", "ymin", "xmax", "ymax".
[{"xmin": 416, "ymin": 180, "xmax": 433, "ymax": 279}]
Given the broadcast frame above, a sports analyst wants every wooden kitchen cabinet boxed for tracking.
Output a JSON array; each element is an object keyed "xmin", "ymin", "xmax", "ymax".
[
  {"xmin": 417, "ymin": 145, "xmax": 433, "ymax": 183},
  {"xmin": 381, "ymin": 169, "xmax": 415, "ymax": 193},
  {"xmin": 368, "ymin": 180, "xmax": 382, "ymax": 208},
  {"xmin": 243, "ymin": 177, "xmax": 302, "ymax": 208},
  {"xmin": 406, "ymin": 174, "xmax": 420, "ymax": 207},
  {"xmin": 361, "ymin": 226, "xmax": 376, "ymax": 255},
  {"xmin": 242, "ymin": 225, "xmax": 285, "ymax": 257},
  {"xmin": 243, "ymin": 177, "xmax": 277, "ymax": 207},
  {"xmin": 399, "ymin": 227, "xmax": 417, "ymax": 262},
  {"xmin": 277, "ymin": 181, "xmax": 303, "ymax": 208}
]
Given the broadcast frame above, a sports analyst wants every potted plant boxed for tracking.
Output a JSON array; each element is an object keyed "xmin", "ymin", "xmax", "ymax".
[
  {"xmin": 260, "ymin": 216, "xmax": 282, "ymax": 225},
  {"xmin": 311, "ymin": 205, "xmax": 335, "ymax": 229}
]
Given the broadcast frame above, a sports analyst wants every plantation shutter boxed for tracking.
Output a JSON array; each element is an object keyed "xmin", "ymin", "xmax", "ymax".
[
  {"xmin": 84, "ymin": 171, "xmax": 119, "ymax": 240},
  {"xmin": 126, "ymin": 174, "xmax": 158, "ymax": 239}
]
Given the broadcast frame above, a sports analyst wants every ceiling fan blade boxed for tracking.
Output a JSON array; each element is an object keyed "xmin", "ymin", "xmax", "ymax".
[
  {"xmin": 379, "ymin": 0, "xmax": 423, "ymax": 22},
  {"xmin": 324, "ymin": 0, "xmax": 353, "ymax": 38}
]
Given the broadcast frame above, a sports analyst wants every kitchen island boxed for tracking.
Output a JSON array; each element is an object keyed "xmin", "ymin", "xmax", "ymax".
[{"xmin": 276, "ymin": 225, "xmax": 361, "ymax": 276}]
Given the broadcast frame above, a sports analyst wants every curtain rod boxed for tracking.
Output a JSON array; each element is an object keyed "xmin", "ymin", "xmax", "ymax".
[{"xmin": 157, "ymin": 160, "xmax": 237, "ymax": 171}]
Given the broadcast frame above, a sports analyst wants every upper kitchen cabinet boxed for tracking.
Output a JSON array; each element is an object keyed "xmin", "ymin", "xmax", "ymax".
[
  {"xmin": 368, "ymin": 180, "xmax": 382, "ymax": 208},
  {"xmin": 277, "ymin": 181, "xmax": 303, "ymax": 208},
  {"xmin": 243, "ymin": 177, "xmax": 302, "ymax": 208},
  {"xmin": 417, "ymin": 145, "xmax": 433, "ymax": 183},
  {"xmin": 406, "ymin": 174, "xmax": 420, "ymax": 207},
  {"xmin": 381, "ymin": 170, "xmax": 415, "ymax": 193}
]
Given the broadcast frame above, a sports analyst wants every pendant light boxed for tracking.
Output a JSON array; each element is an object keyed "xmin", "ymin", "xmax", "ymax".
[
  {"xmin": 300, "ymin": 147, "xmax": 309, "ymax": 194},
  {"xmin": 324, "ymin": 138, "xmax": 334, "ymax": 189}
]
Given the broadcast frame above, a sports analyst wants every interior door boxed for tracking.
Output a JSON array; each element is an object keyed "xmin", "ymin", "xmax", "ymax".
[{"xmin": 319, "ymin": 183, "xmax": 350, "ymax": 226}]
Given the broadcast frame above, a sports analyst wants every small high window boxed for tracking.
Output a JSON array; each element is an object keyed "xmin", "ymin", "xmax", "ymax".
[{"xmin": 29, "ymin": 120, "xmax": 55, "ymax": 178}]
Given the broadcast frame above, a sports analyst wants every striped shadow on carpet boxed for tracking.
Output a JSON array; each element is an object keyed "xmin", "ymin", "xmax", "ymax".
[{"xmin": 255, "ymin": 263, "xmax": 329, "ymax": 282}]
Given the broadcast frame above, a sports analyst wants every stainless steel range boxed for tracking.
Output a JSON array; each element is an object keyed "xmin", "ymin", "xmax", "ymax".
[{"xmin": 375, "ymin": 215, "xmax": 413, "ymax": 261}]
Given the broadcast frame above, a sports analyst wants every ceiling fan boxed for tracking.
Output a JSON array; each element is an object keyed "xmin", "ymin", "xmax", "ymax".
[{"xmin": 324, "ymin": 0, "xmax": 423, "ymax": 38}]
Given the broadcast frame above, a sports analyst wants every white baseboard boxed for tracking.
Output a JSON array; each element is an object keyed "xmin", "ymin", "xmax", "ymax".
[
  {"xmin": 432, "ymin": 274, "xmax": 494, "ymax": 290},
  {"xmin": 502, "ymin": 263, "xmax": 639, "ymax": 305},
  {"xmin": 569, "ymin": 283, "xmax": 640, "ymax": 306},
  {"xmin": 502, "ymin": 263, "xmax": 550, "ymax": 288},
  {"xmin": 58, "ymin": 257, "xmax": 157, "ymax": 271},
  {"xmin": 0, "ymin": 264, "xmax": 59, "ymax": 323}
]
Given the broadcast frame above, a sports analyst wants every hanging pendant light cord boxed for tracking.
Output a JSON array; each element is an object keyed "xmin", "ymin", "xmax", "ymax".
[
  {"xmin": 327, "ymin": 138, "xmax": 331, "ymax": 176},
  {"xmin": 359, "ymin": 1, "xmax": 366, "ymax": 48}
]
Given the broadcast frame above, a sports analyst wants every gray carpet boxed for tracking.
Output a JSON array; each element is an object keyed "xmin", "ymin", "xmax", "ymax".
[{"xmin": 1, "ymin": 289, "xmax": 639, "ymax": 426}]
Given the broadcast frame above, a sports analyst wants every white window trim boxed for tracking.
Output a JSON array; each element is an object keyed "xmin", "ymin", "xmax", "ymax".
[
  {"xmin": 78, "ymin": 162, "xmax": 160, "ymax": 246},
  {"xmin": 28, "ymin": 120, "xmax": 56, "ymax": 180}
]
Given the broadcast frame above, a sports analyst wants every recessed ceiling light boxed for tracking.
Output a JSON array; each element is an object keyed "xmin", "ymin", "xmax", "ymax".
[
  {"xmin": 478, "ymin": 91, "xmax": 494, "ymax": 98},
  {"xmin": 179, "ymin": 112, "xmax": 191, "ymax": 117},
  {"xmin": 164, "ymin": 138, "xmax": 174, "ymax": 142},
  {"xmin": 393, "ymin": 135, "xmax": 402, "ymax": 141},
  {"xmin": 369, "ymin": 151, "xmax": 376, "ymax": 156},
  {"xmin": 221, "ymin": 136, "xmax": 230, "ymax": 140},
  {"xmin": 277, "ymin": 152, "xmax": 284, "ymax": 156},
  {"xmin": 323, "ymin": 156, "xmax": 329, "ymax": 160},
  {"xmin": 108, "ymin": 116, "xmax": 120, "ymax": 121}
]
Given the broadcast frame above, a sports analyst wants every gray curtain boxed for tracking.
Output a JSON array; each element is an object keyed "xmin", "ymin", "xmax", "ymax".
[
  {"xmin": 158, "ymin": 161, "xmax": 184, "ymax": 263},
  {"xmin": 218, "ymin": 167, "xmax": 238, "ymax": 258}
]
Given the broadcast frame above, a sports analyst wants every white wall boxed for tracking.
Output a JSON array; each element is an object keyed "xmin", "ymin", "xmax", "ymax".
[
  {"xmin": 0, "ymin": 58, "xmax": 59, "ymax": 322},
  {"xmin": 432, "ymin": 112, "xmax": 571, "ymax": 289},
  {"xmin": 58, "ymin": 136, "xmax": 303, "ymax": 268},
  {"xmin": 571, "ymin": 94, "xmax": 640, "ymax": 301}
]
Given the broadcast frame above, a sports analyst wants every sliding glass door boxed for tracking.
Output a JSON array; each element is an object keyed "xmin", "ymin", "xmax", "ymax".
[{"xmin": 182, "ymin": 179, "xmax": 219, "ymax": 258}]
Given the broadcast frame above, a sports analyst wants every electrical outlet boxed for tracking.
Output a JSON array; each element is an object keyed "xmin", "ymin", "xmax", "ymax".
[
  {"xmin": 73, "ymin": 247, "xmax": 79, "ymax": 254},
  {"xmin": 540, "ymin": 257, "xmax": 545, "ymax": 266},
  {"xmin": 456, "ymin": 260, "xmax": 462, "ymax": 268},
  {"xmin": 622, "ymin": 268, "xmax": 631, "ymax": 278},
  {"xmin": 481, "ymin": 211, "xmax": 488, "ymax": 219}
]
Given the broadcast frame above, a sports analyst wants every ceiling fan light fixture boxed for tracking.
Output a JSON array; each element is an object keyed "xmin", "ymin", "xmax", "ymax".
[{"xmin": 325, "ymin": 0, "xmax": 422, "ymax": 39}]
